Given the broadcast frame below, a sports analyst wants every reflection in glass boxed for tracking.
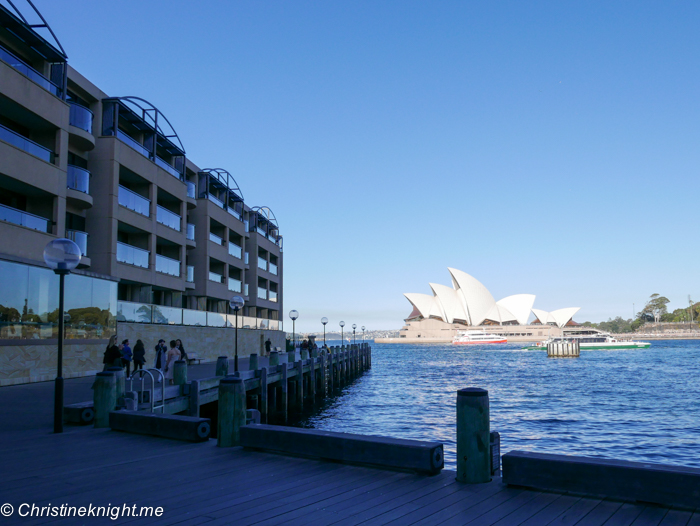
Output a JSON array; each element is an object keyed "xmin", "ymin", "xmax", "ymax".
[
  {"xmin": 183, "ymin": 309, "xmax": 206, "ymax": 326},
  {"xmin": 156, "ymin": 206, "xmax": 181, "ymax": 231},
  {"xmin": 116, "ymin": 301, "xmax": 153, "ymax": 323},
  {"xmin": 152, "ymin": 305, "xmax": 183, "ymax": 325},
  {"xmin": 207, "ymin": 312, "xmax": 227, "ymax": 327}
]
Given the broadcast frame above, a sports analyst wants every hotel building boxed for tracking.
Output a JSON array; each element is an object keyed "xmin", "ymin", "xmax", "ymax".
[{"xmin": 0, "ymin": 3, "xmax": 284, "ymax": 385}]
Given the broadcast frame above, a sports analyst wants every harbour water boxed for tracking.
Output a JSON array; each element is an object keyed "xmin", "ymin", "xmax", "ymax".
[{"xmin": 300, "ymin": 340, "xmax": 700, "ymax": 471}]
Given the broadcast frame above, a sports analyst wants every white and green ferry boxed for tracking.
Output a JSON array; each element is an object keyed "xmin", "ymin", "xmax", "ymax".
[{"xmin": 525, "ymin": 333, "xmax": 651, "ymax": 351}]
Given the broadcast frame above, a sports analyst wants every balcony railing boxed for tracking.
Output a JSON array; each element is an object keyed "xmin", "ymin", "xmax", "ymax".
[
  {"xmin": 257, "ymin": 226, "xmax": 267, "ymax": 237},
  {"xmin": 156, "ymin": 205, "xmax": 181, "ymax": 231},
  {"xmin": 116, "ymin": 129, "xmax": 150, "ymax": 157},
  {"xmin": 0, "ymin": 43, "xmax": 61, "ymax": 97},
  {"xmin": 68, "ymin": 103, "xmax": 93, "ymax": 134},
  {"xmin": 208, "ymin": 194, "xmax": 224, "ymax": 208},
  {"xmin": 156, "ymin": 254, "xmax": 181, "ymax": 277},
  {"xmin": 66, "ymin": 229, "xmax": 88, "ymax": 256},
  {"xmin": 244, "ymin": 283, "xmax": 249, "ymax": 297},
  {"xmin": 0, "ymin": 203, "xmax": 50, "ymax": 232},
  {"xmin": 258, "ymin": 257, "xmax": 267, "ymax": 271},
  {"xmin": 118, "ymin": 186, "xmax": 150, "ymax": 217},
  {"xmin": 258, "ymin": 287, "xmax": 268, "ymax": 300},
  {"xmin": 186, "ymin": 181, "xmax": 196, "ymax": 199},
  {"xmin": 228, "ymin": 278, "xmax": 242, "ymax": 293},
  {"xmin": 209, "ymin": 232, "xmax": 224, "ymax": 245},
  {"xmin": 186, "ymin": 223, "xmax": 195, "ymax": 241},
  {"xmin": 155, "ymin": 155, "xmax": 182, "ymax": 179},
  {"xmin": 244, "ymin": 219, "xmax": 249, "ymax": 232},
  {"xmin": 67, "ymin": 165, "xmax": 90, "ymax": 194},
  {"xmin": 116, "ymin": 242, "xmax": 149, "ymax": 269},
  {"xmin": 228, "ymin": 243, "xmax": 242, "ymax": 259},
  {"xmin": 0, "ymin": 123, "xmax": 54, "ymax": 163},
  {"xmin": 269, "ymin": 262, "xmax": 278, "ymax": 276},
  {"xmin": 227, "ymin": 207, "xmax": 242, "ymax": 221},
  {"xmin": 209, "ymin": 271, "xmax": 224, "ymax": 284},
  {"xmin": 245, "ymin": 252, "xmax": 249, "ymax": 265},
  {"xmin": 186, "ymin": 265, "xmax": 195, "ymax": 283},
  {"xmin": 269, "ymin": 291, "xmax": 278, "ymax": 303}
]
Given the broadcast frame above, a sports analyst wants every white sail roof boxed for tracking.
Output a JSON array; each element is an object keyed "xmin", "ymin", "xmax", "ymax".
[
  {"xmin": 531, "ymin": 307, "xmax": 580, "ymax": 328},
  {"xmin": 448, "ymin": 268, "xmax": 496, "ymax": 326},
  {"xmin": 483, "ymin": 303, "xmax": 517, "ymax": 324},
  {"xmin": 404, "ymin": 293, "xmax": 444, "ymax": 321},
  {"xmin": 429, "ymin": 283, "xmax": 469, "ymax": 324},
  {"xmin": 496, "ymin": 294, "xmax": 536, "ymax": 325}
]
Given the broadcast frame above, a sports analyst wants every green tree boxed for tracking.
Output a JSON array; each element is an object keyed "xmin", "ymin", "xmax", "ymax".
[{"xmin": 640, "ymin": 293, "xmax": 670, "ymax": 323}]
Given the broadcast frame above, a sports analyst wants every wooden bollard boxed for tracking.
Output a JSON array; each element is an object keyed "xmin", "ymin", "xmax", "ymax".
[
  {"xmin": 456, "ymin": 388, "xmax": 491, "ymax": 484},
  {"xmin": 249, "ymin": 353, "xmax": 259, "ymax": 371},
  {"xmin": 189, "ymin": 380, "xmax": 200, "ymax": 417},
  {"xmin": 259, "ymin": 366, "xmax": 268, "ymax": 423},
  {"xmin": 216, "ymin": 356, "xmax": 229, "ymax": 377},
  {"xmin": 269, "ymin": 351, "xmax": 279, "ymax": 367},
  {"xmin": 320, "ymin": 352, "xmax": 327, "ymax": 397},
  {"xmin": 327, "ymin": 348, "xmax": 334, "ymax": 392},
  {"xmin": 279, "ymin": 363, "xmax": 288, "ymax": 423},
  {"xmin": 296, "ymin": 360, "xmax": 304, "ymax": 411},
  {"xmin": 173, "ymin": 360, "xmax": 187, "ymax": 385},
  {"xmin": 301, "ymin": 348, "xmax": 309, "ymax": 360},
  {"xmin": 93, "ymin": 371, "xmax": 117, "ymax": 428},
  {"xmin": 311, "ymin": 348, "xmax": 318, "ymax": 358},
  {"xmin": 309, "ymin": 354, "xmax": 316, "ymax": 402},
  {"xmin": 217, "ymin": 377, "xmax": 247, "ymax": 447},
  {"xmin": 287, "ymin": 351, "xmax": 296, "ymax": 364},
  {"xmin": 106, "ymin": 366, "xmax": 124, "ymax": 402}
]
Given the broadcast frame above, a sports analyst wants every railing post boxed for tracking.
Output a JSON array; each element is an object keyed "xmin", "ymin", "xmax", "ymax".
[
  {"xmin": 456, "ymin": 388, "xmax": 491, "ymax": 484},
  {"xmin": 173, "ymin": 360, "xmax": 187, "ymax": 385},
  {"xmin": 320, "ymin": 351, "xmax": 327, "ymax": 398},
  {"xmin": 259, "ymin": 366, "xmax": 268, "ymax": 424},
  {"xmin": 249, "ymin": 353, "xmax": 259, "ymax": 371},
  {"xmin": 296, "ymin": 360, "xmax": 304, "ymax": 412},
  {"xmin": 279, "ymin": 363, "xmax": 288, "ymax": 423},
  {"xmin": 93, "ymin": 371, "xmax": 117, "ymax": 428},
  {"xmin": 188, "ymin": 380, "xmax": 200, "ymax": 417},
  {"xmin": 218, "ymin": 377, "xmax": 246, "ymax": 447},
  {"xmin": 269, "ymin": 351, "xmax": 279, "ymax": 367},
  {"xmin": 215, "ymin": 356, "xmax": 229, "ymax": 376}
]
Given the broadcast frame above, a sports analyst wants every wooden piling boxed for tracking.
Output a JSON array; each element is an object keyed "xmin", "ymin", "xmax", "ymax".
[
  {"xmin": 215, "ymin": 356, "xmax": 228, "ymax": 377},
  {"xmin": 249, "ymin": 353, "xmax": 259, "ymax": 371},
  {"xmin": 320, "ymin": 351, "xmax": 327, "ymax": 397},
  {"xmin": 309, "ymin": 353, "xmax": 316, "ymax": 403},
  {"xmin": 188, "ymin": 380, "xmax": 200, "ymax": 417},
  {"xmin": 295, "ymin": 360, "xmax": 304, "ymax": 412},
  {"xmin": 217, "ymin": 377, "xmax": 246, "ymax": 447},
  {"xmin": 173, "ymin": 360, "xmax": 187, "ymax": 385},
  {"xmin": 259, "ymin": 366, "xmax": 268, "ymax": 423},
  {"xmin": 456, "ymin": 388, "xmax": 491, "ymax": 484},
  {"xmin": 106, "ymin": 366, "xmax": 124, "ymax": 403},
  {"xmin": 279, "ymin": 364, "xmax": 288, "ymax": 423},
  {"xmin": 269, "ymin": 351, "xmax": 279, "ymax": 367},
  {"xmin": 93, "ymin": 371, "xmax": 117, "ymax": 428}
]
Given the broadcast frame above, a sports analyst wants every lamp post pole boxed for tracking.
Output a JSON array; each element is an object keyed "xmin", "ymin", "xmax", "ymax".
[
  {"xmin": 290, "ymin": 310, "xmax": 299, "ymax": 352},
  {"xmin": 362, "ymin": 326, "xmax": 365, "ymax": 342},
  {"xmin": 230, "ymin": 296, "xmax": 245, "ymax": 373},
  {"xmin": 321, "ymin": 317, "xmax": 328, "ymax": 346},
  {"xmin": 340, "ymin": 321, "xmax": 345, "ymax": 346},
  {"xmin": 352, "ymin": 324, "xmax": 357, "ymax": 345}
]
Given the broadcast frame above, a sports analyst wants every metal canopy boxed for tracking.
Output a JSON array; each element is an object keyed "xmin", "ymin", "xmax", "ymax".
[
  {"xmin": 251, "ymin": 206, "xmax": 279, "ymax": 230},
  {"xmin": 0, "ymin": 1, "xmax": 66, "ymax": 61},
  {"xmin": 200, "ymin": 168, "xmax": 243, "ymax": 201}
]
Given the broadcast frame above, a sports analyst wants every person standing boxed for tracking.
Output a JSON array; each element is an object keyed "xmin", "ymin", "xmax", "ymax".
[
  {"xmin": 164, "ymin": 340, "xmax": 181, "ymax": 385},
  {"xmin": 132, "ymin": 339, "xmax": 146, "ymax": 372},
  {"xmin": 154, "ymin": 339, "xmax": 167, "ymax": 372},
  {"xmin": 265, "ymin": 338, "xmax": 272, "ymax": 356},
  {"xmin": 103, "ymin": 335, "xmax": 121, "ymax": 371},
  {"xmin": 121, "ymin": 339, "xmax": 132, "ymax": 377},
  {"xmin": 176, "ymin": 339, "xmax": 188, "ymax": 364}
]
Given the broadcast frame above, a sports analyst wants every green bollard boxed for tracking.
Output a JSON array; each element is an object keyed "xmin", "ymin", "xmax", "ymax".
[
  {"xmin": 217, "ymin": 377, "xmax": 247, "ymax": 447},
  {"xmin": 287, "ymin": 351, "xmax": 296, "ymax": 364},
  {"xmin": 107, "ymin": 366, "xmax": 124, "ymax": 403},
  {"xmin": 456, "ymin": 388, "xmax": 491, "ymax": 484},
  {"xmin": 173, "ymin": 360, "xmax": 187, "ymax": 385},
  {"xmin": 249, "ymin": 353, "xmax": 259, "ymax": 371},
  {"xmin": 93, "ymin": 371, "xmax": 117, "ymax": 428},
  {"xmin": 216, "ymin": 356, "xmax": 229, "ymax": 377}
]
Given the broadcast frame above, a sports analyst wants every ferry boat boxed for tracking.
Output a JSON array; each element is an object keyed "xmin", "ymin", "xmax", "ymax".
[
  {"xmin": 453, "ymin": 331, "xmax": 507, "ymax": 345},
  {"xmin": 525, "ymin": 333, "xmax": 650, "ymax": 350}
]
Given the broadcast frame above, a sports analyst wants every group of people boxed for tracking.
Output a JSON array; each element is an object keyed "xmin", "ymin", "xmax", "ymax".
[{"xmin": 103, "ymin": 336, "xmax": 189, "ymax": 385}]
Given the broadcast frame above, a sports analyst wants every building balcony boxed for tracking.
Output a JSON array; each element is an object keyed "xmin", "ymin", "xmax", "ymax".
[
  {"xmin": 116, "ymin": 129, "xmax": 150, "ymax": 157},
  {"xmin": 208, "ymin": 194, "xmax": 225, "ymax": 209},
  {"xmin": 0, "ymin": 203, "xmax": 50, "ymax": 232},
  {"xmin": 227, "ymin": 207, "xmax": 242, "ymax": 221},
  {"xmin": 0, "ymin": 123, "xmax": 54, "ymax": 163},
  {"xmin": 116, "ymin": 241, "xmax": 149, "ymax": 269},
  {"xmin": 118, "ymin": 186, "xmax": 150, "ymax": 217},
  {"xmin": 186, "ymin": 265, "xmax": 195, "ymax": 283},
  {"xmin": 155, "ymin": 254, "xmax": 181, "ymax": 277},
  {"xmin": 186, "ymin": 181, "xmax": 196, "ymax": 199},
  {"xmin": 155, "ymin": 155, "xmax": 182, "ymax": 180},
  {"xmin": 258, "ymin": 257, "xmax": 267, "ymax": 271},
  {"xmin": 244, "ymin": 283, "xmax": 249, "ymax": 297},
  {"xmin": 208, "ymin": 271, "xmax": 225, "ymax": 284},
  {"xmin": 209, "ymin": 232, "xmax": 224, "ymax": 246},
  {"xmin": 228, "ymin": 278, "xmax": 242, "ymax": 293},
  {"xmin": 65, "ymin": 229, "xmax": 88, "ymax": 256},
  {"xmin": 186, "ymin": 223, "xmax": 195, "ymax": 241},
  {"xmin": 0, "ymin": 43, "xmax": 61, "ymax": 97},
  {"xmin": 228, "ymin": 243, "xmax": 242, "ymax": 259},
  {"xmin": 67, "ymin": 165, "xmax": 90, "ymax": 194},
  {"xmin": 269, "ymin": 291, "xmax": 278, "ymax": 303},
  {"xmin": 269, "ymin": 262, "xmax": 278, "ymax": 276},
  {"xmin": 156, "ymin": 205, "xmax": 181, "ymax": 231},
  {"xmin": 258, "ymin": 287, "xmax": 268, "ymax": 300},
  {"xmin": 68, "ymin": 103, "xmax": 93, "ymax": 134}
]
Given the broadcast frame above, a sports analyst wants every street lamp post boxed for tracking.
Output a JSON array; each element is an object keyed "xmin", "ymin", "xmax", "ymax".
[
  {"xmin": 43, "ymin": 238, "xmax": 82, "ymax": 434},
  {"xmin": 361, "ymin": 326, "xmax": 365, "ymax": 342},
  {"xmin": 352, "ymin": 324, "xmax": 357, "ymax": 345},
  {"xmin": 229, "ymin": 296, "xmax": 245, "ymax": 373},
  {"xmin": 321, "ymin": 317, "xmax": 328, "ymax": 346},
  {"xmin": 339, "ymin": 321, "xmax": 345, "ymax": 346},
  {"xmin": 289, "ymin": 310, "xmax": 299, "ymax": 350}
]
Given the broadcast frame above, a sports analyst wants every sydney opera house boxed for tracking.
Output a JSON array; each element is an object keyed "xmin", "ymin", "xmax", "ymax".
[{"xmin": 377, "ymin": 268, "xmax": 585, "ymax": 343}]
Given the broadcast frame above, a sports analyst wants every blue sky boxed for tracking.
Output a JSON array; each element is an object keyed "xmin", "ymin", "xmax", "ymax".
[{"xmin": 39, "ymin": 1, "xmax": 700, "ymax": 332}]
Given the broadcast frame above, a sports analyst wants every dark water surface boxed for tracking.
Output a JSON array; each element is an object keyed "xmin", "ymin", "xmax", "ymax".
[{"xmin": 300, "ymin": 340, "xmax": 700, "ymax": 470}]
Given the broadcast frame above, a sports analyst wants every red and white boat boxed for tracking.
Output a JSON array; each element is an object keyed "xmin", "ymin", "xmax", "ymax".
[{"xmin": 452, "ymin": 330, "xmax": 507, "ymax": 345}]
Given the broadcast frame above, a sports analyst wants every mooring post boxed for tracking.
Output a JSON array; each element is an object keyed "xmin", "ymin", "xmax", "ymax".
[
  {"xmin": 327, "ymin": 348, "xmax": 333, "ymax": 392},
  {"xmin": 173, "ymin": 360, "xmax": 187, "ymax": 385},
  {"xmin": 259, "ymin": 366, "xmax": 268, "ymax": 423},
  {"xmin": 189, "ymin": 380, "xmax": 200, "ymax": 417},
  {"xmin": 249, "ymin": 353, "xmax": 259, "ymax": 371},
  {"xmin": 287, "ymin": 351, "xmax": 296, "ymax": 365},
  {"xmin": 309, "ymin": 353, "xmax": 316, "ymax": 403},
  {"xmin": 279, "ymin": 363, "xmax": 288, "ymax": 423},
  {"xmin": 215, "ymin": 356, "xmax": 229, "ymax": 377},
  {"xmin": 295, "ymin": 360, "xmax": 304, "ymax": 412},
  {"xmin": 456, "ymin": 388, "xmax": 491, "ymax": 483},
  {"xmin": 107, "ymin": 366, "xmax": 124, "ymax": 404},
  {"xmin": 93, "ymin": 371, "xmax": 117, "ymax": 428},
  {"xmin": 301, "ymin": 348, "xmax": 309, "ymax": 360},
  {"xmin": 269, "ymin": 351, "xmax": 279, "ymax": 367},
  {"xmin": 217, "ymin": 377, "xmax": 247, "ymax": 447},
  {"xmin": 320, "ymin": 351, "xmax": 327, "ymax": 397}
]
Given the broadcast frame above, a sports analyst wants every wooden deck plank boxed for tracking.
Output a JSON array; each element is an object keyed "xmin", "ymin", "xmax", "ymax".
[
  {"xmin": 657, "ymin": 510, "xmax": 693, "ymax": 526},
  {"xmin": 518, "ymin": 494, "xmax": 582, "ymax": 526},
  {"xmin": 449, "ymin": 490, "xmax": 544, "ymax": 526},
  {"xmin": 545, "ymin": 497, "xmax": 604, "ymax": 526},
  {"xmin": 490, "ymin": 492, "xmax": 562, "ymax": 526},
  {"xmin": 576, "ymin": 502, "xmax": 642, "ymax": 526},
  {"xmin": 571, "ymin": 500, "xmax": 625, "ymax": 526},
  {"xmin": 682, "ymin": 512, "xmax": 700, "ymax": 526},
  {"xmin": 630, "ymin": 508, "xmax": 671, "ymax": 526}
]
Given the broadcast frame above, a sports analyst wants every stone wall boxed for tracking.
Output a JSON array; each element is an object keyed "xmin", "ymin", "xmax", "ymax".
[{"xmin": 0, "ymin": 324, "xmax": 286, "ymax": 386}]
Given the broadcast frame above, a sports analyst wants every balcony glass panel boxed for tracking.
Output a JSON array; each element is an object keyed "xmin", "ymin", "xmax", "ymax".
[
  {"xmin": 244, "ymin": 283, "xmax": 249, "ymax": 297},
  {"xmin": 118, "ymin": 186, "xmax": 150, "ymax": 217},
  {"xmin": 117, "ymin": 301, "xmax": 152, "ymax": 323},
  {"xmin": 208, "ymin": 194, "xmax": 224, "ymax": 208},
  {"xmin": 182, "ymin": 308, "xmax": 207, "ymax": 326},
  {"xmin": 65, "ymin": 229, "xmax": 88, "ymax": 256},
  {"xmin": 242, "ymin": 316, "xmax": 256, "ymax": 329},
  {"xmin": 68, "ymin": 103, "xmax": 93, "ymax": 134},
  {"xmin": 116, "ymin": 242, "xmax": 149, "ymax": 269},
  {"xmin": 257, "ymin": 226, "xmax": 267, "ymax": 237},
  {"xmin": 152, "ymin": 305, "xmax": 182, "ymax": 325},
  {"xmin": 0, "ymin": 203, "xmax": 49, "ymax": 232},
  {"xmin": 244, "ymin": 219, "xmax": 249, "ymax": 232},
  {"xmin": 186, "ymin": 265, "xmax": 194, "ymax": 282},
  {"xmin": 244, "ymin": 252, "xmax": 249, "ymax": 265},
  {"xmin": 269, "ymin": 263, "xmax": 278, "ymax": 276},
  {"xmin": 116, "ymin": 129, "xmax": 150, "ymax": 157},
  {"xmin": 208, "ymin": 271, "xmax": 224, "ymax": 283},
  {"xmin": 186, "ymin": 181, "xmax": 196, "ymax": 199},
  {"xmin": 228, "ymin": 278, "xmax": 242, "ymax": 293},
  {"xmin": 155, "ymin": 156, "xmax": 182, "ymax": 179},
  {"xmin": 0, "ymin": 123, "xmax": 54, "ymax": 163},
  {"xmin": 186, "ymin": 223, "xmax": 195, "ymax": 241},
  {"xmin": 67, "ymin": 165, "xmax": 90, "ymax": 194},
  {"xmin": 209, "ymin": 232, "xmax": 224, "ymax": 245},
  {"xmin": 269, "ymin": 291, "xmax": 278, "ymax": 303},
  {"xmin": 258, "ymin": 257, "xmax": 267, "ymax": 271},
  {"xmin": 258, "ymin": 287, "xmax": 268, "ymax": 300},
  {"xmin": 207, "ymin": 312, "xmax": 227, "ymax": 327},
  {"xmin": 155, "ymin": 254, "xmax": 180, "ymax": 277},
  {"xmin": 0, "ymin": 44, "xmax": 61, "ymax": 96},
  {"xmin": 227, "ymin": 207, "xmax": 242, "ymax": 221},
  {"xmin": 156, "ymin": 205, "xmax": 181, "ymax": 231},
  {"xmin": 228, "ymin": 243, "xmax": 242, "ymax": 259}
]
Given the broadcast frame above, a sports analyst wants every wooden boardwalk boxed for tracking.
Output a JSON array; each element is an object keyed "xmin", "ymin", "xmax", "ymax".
[{"xmin": 0, "ymin": 424, "xmax": 698, "ymax": 526}]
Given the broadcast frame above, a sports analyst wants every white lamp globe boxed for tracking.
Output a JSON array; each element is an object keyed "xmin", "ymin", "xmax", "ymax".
[
  {"xmin": 43, "ymin": 238, "xmax": 81, "ymax": 271},
  {"xmin": 289, "ymin": 310, "xmax": 299, "ymax": 321},
  {"xmin": 229, "ymin": 296, "xmax": 245, "ymax": 310},
  {"xmin": 321, "ymin": 317, "xmax": 328, "ymax": 325},
  {"xmin": 352, "ymin": 324, "xmax": 357, "ymax": 330},
  {"xmin": 339, "ymin": 321, "xmax": 345, "ymax": 328}
]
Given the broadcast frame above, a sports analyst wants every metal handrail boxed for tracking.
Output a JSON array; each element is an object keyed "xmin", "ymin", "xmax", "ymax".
[{"xmin": 128, "ymin": 368, "xmax": 165, "ymax": 413}]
